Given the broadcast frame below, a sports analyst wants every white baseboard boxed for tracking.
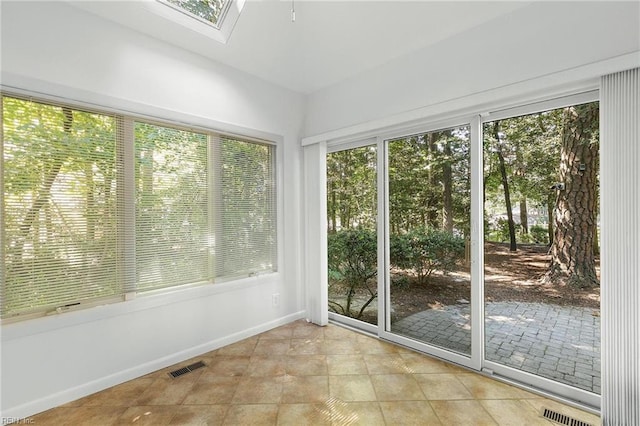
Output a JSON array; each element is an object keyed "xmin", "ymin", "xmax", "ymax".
[{"xmin": 2, "ymin": 310, "xmax": 306, "ymax": 421}]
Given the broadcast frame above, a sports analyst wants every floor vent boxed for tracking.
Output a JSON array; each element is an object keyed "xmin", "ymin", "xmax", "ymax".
[
  {"xmin": 168, "ymin": 360, "xmax": 206, "ymax": 378},
  {"xmin": 541, "ymin": 408, "xmax": 593, "ymax": 426}
]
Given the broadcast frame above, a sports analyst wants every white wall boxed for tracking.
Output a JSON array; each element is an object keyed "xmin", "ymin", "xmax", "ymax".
[
  {"xmin": 304, "ymin": 1, "xmax": 640, "ymax": 137},
  {"xmin": 0, "ymin": 1, "xmax": 305, "ymax": 418}
]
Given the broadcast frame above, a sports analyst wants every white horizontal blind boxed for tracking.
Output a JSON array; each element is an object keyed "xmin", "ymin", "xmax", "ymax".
[
  {"xmin": 216, "ymin": 137, "xmax": 276, "ymax": 278},
  {"xmin": 134, "ymin": 122, "xmax": 211, "ymax": 291},
  {"xmin": 1, "ymin": 96, "xmax": 123, "ymax": 317},
  {"xmin": 1, "ymin": 95, "xmax": 279, "ymax": 320}
]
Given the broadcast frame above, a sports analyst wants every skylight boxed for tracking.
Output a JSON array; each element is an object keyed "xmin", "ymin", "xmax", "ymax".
[{"xmin": 160, "ymin": 0, "xmax": 232, "ymax": 29}]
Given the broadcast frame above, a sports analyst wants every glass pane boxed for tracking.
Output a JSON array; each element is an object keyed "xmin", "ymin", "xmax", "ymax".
[
  {"xmin": 388, "ymin": 126, "xmax": 471, "ymax": 355},
  {"xmin": 216, "ymin": 138, "xmax": 276, "ymax": 278},
  {"xmin": 162, "ymin": 0, "xmax": 230, "ymax": 27},
  {"xmin": 2, "ymin": 97, "xmax": 121, "ymax": 318},
  {"xmin": 483, "ymin": 102, "xmax": 600, "ymax": 394},
  {"xmin": 135, "ymin": 122, "xmax": 209, "ymax": 291},
  {"xmin": 326, "ymin": 145, "xmax": 377, "ymax": 325}
]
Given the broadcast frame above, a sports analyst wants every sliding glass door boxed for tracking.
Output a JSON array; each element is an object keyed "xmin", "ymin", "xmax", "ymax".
[
  {"xmin": 326, "ymin": 144, "xmax": 378, "ymax": 328},
  {"xmin": 385, "ymin": 126, "xmax": 472, "ymax": 356},
  {"xmin": 324, "ymin": 92, "xmax": 600, "ymax": 407},
  {"xmin": 482, "ymin": 101, "xmax": 601, "ymax": 402}
]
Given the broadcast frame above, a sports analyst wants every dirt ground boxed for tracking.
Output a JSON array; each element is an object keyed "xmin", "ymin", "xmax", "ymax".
[{"xmin": 355, "ymin": 242, "xmax": 600, "ymax": 324}]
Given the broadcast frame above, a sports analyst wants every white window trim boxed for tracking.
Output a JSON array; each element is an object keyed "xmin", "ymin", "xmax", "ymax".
[
  {"xmin": 67, "ymin": 0, "xmax": 245, "ymax": 45},
  {"xmin": 0, "ymin": 88, "xmax": 283, "ymax": 327}
]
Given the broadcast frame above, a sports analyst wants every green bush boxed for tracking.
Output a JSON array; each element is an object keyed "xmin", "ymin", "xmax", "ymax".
[
  {"xmin": 530, "ymin": 225, "xmax": 549, "ymax": 245},
  {"xmin": 390, "ymin": 227, "xmax": 465, "ymax": 285},
  {"xmin": 327, "ymin": 228, "xmax": 377, "ymax": 319}
]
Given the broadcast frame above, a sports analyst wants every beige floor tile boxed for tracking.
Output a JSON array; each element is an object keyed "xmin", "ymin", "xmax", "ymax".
[
  {"xmin": 292, "ymin": 323, "xmax": 325, "ymax": 339},
  {"xmin": 326, "ymin": 355, "xmax": 368, "ymax": 375},
  {"xmin": 277, "ymin": 403, "xmax": 332, "ymax": 425},
  {"xmin": 118, "ymin": 405, "xmax": 177, "ymax": 425},
  {"xmin": 223, "ymin": 404, "xmax": 278, "ymax": 426},
  {"xmin": 330, "ymin": 401, "xmax": 385, "ymax": 426},
  {"xmin": 282, "ymin": 375, "xmax": 329, "ymax": 403},
  {"xmin": 76, "ymin": 377, "xmax": 155, "ymax": 407},
  {"xmin": 135, "ymin": 377, "xmax": 196, "ymax": 405},
  {"xmin": 259, "ymin": 326, "xmax": 294, "ymax": 339},
  {"xmin": 215, "ymin": 338, "xmax": 258, "ymax": 356},
  {"xmin": 323, "ymin": 324, "xmax": 358, "ymax": 340},
  {"xmin": 480, "ymin": 399, "xmax": 554, "ymax": 425},
  {"xmin": 253, "ymin": 339, "xmax": 291, "ymax": 356},
  {"xmin": 204, "ymin": 355, "xmax": 250, "ymax": 377},
  {"xmin": 168, "ymin": 405, "xmax": 228, "ymax": 425},
  {"xmin": 356, "ymin": 335, "xmax": 399, "ymax": 354},
  {"xmin": 28, "ymin": 321, "xmax": 601, "ymax": 426},
  {"xmin": 430, "ymin": 400, "xmax": 498, "ymax": 426},
  {"xmin": 232, "ymin": 376, "xmax": 284, "ymax": 404},
  {"xmin": 415, "ymin": 374, "xmax": 474, "ymax": 400},
  {"xmin": 524, "ymin": 398, "xmax": 601, "ymax": 425},
  {"xmin": 329, "ymin": 375, "xmax": 377, "ymax": 402},
  {"xmin": 182, "ymin": 376, "xmax": 240, "ymax": 405},
  {"xmin": 288, "ymin": 338, "xmax": 325, "ymax": 355},
  {"xmin": 370, "ymin": 374, "xmax": 425, "ymax": 401},
  {"xmin": 363, "ymin": 354, "xmax": 410, "ymax": 374},
  {"xmin": 32, "ymin": 406, "xmax": 127, "ymax": 425},
  {"xmin": 457, "ymin": 373, "xmax": 536, "ymax": 399},
  {"xmin": 286, "ymin": 355, "xmax": 328, "ymax": 376},
  {"xmin": 248, "ymin": 355, "xmax": 287, "ymax": 376},
  {"xmin": 399, "ymin": 352, "xmax": 456, "ymax": 374},
  {"xmin": 379, "ymin": 400, "xmax": 442, "ymax": 425},
  {"xmin": 323, "ymin": 338, "xmax": 360, "ymax": 355}
]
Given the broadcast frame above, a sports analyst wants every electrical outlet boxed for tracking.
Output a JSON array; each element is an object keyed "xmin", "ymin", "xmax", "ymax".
[{"xmin": 272, "ymin": 293, "xmax": 280, "ymax": 307}]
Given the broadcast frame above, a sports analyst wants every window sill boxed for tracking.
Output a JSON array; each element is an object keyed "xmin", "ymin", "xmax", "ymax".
[{"xmin": 1, "ymin": 272, "xmax": 280, "ymax": 341}]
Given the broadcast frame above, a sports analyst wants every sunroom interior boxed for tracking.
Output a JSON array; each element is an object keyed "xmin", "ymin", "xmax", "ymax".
[{"xmin": 1, "ymin": 1, "xmax": 639, "ymax": 425}]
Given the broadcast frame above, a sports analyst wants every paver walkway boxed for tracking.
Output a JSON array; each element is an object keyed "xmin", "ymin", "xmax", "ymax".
[{"xmin": 392, "ymin": 301, "xmax": 600, "ymax": 394}]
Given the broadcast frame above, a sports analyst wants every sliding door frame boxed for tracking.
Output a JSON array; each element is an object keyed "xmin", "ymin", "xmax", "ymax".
[
  {"xmin": 376, "ymin": 116, "xmax": 481, "ymax": 371},
  {"xmin": 322, "ymin": 88, "xmax": 601, "ymax": 410},
  {"xmin": 479, "ymin": 90, "xmax": 600, "ymax": 409}
]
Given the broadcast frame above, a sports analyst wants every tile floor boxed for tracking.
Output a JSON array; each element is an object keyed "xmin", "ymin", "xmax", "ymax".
[{"xmin": 29, "ymin": 320, "xmax": 600, "ymax": 425}]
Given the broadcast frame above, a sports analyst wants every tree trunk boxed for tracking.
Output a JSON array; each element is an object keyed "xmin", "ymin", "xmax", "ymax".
[
  {"xmin": 442, "ymin": 138, "xmax": 453, "ymax": 233},
  {"xmin": 328, "ymin": 181, "xmax": 336, "ymax": 232},
  {"xmin": 544, "ymin": 103, "xmax": 599, "ymax": 288},
  {"xmin": 426, "ymin": 133, "xmax": 439, "ymax": 228},
  {"xmin": 546, "ymin": 194, "xmax": 554, "ymax": 246},
  {"xmin": 519, "ymin": 197, "xmax": 528, "ymax": 234},
  {"xmin": 9, "ymin": 107, "xmax": 73, "ymax": 260},
  {"xmin": 494, "ymin": 122, "xmax": 517, "ymax": 251}
]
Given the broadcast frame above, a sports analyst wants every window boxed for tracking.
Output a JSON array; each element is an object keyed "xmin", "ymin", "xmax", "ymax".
[
  {"xmin": 217, "ymin": 137, "xmax": 277, "ymax": 278},
  {"xmin": 161, "ymin": 0, "xmax": 231, "ymax": 28},
  {"xmin": 1, "ymin": 95, "xmax": 277, "ymax": 320},
  {"xmin": 134, "ymin": 122, "xmax": 210, "ymax": 292}
]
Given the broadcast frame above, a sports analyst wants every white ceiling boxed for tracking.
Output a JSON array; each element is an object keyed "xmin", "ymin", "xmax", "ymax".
[{"xmin": 71, "ymin": 1, "xmax": 530, "ymax": 94}]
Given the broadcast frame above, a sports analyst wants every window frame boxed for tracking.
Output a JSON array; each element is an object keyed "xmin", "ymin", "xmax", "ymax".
[{"xmin": 1, "ymin": 92, "xmax": 281, "ymax": 324}]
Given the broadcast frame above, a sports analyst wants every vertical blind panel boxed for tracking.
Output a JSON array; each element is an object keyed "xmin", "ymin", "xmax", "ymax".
[
  {"xmin": 216, "ymin": 137, "xmax": 276, "ymax": 278},
  {"xmin": 134, "ymin": 122, "xmax": 210, "ymax": 291},
  {"xmin": 600, "ymin": 68, "xmax": 639, "ymax": 426},
  {"xmin": 1, "ymin": 96, "xmax": 123, "ymax": 317}
]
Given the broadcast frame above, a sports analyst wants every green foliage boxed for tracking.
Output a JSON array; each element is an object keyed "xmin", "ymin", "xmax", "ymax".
[
  {"xmin": 530, "ymin": 225, "xmax": 550, "ymax": 246},
  {"xmin": 387, "ymin": 128, "xmax": 471, "ymax": 235},
  {"xmin": 486, "ymin": 218, "xmax": 512, "ymax": 243},
  {"xmin": 326, "ymin": 146, "xmax": 377, "ymax": 231},
  {"xmin": 327, "ymin": 228, "xmax": 377, "ymax": 319},
  {"xmin": 390, "ymin": 228, "xmax": 465, "ymax": 285}
]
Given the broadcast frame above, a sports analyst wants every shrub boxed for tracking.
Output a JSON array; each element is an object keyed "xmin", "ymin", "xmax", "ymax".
[
  {"xmin": 530, "ymin": 225, "xmax": 549, "ymax": 245},
  {"xmin": 390, "ymin": 227, "xmax": 465, "ymax": 285},
  {"xmin": 327, "ymin": 228, "xmax": 377, "ymax": 319}
]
